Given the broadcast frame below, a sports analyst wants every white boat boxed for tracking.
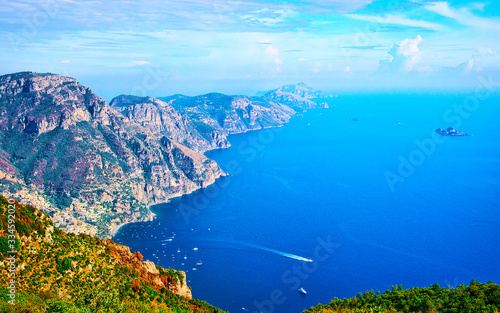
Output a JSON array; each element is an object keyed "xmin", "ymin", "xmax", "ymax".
[
  {"xmin": 298, "ymin": 288, "xmax": 307, "ymax": 295},
  {"xmin": 196, "ymin": 260, "xmax": 203, "ymax": 266}
]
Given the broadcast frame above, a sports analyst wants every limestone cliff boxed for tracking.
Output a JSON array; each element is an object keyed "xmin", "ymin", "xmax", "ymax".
[
  {"xmin": 111, "ymin": 93, "xmax": 296, "ymax": 153},
  {"xmin": 110, "ymin": 95, "xmax": 230, "ymax": 153},
  {"xmin": 0, "ymin": 72, "xmax": 225, "ymax": 237},
  {"xmin": 263, "ymin": 83, "xmax": 329, "ymax": 112}
]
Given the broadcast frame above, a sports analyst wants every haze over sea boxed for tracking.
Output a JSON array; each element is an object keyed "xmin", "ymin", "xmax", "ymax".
[{"xmin": 114, "ymin": 92, "xmax": 500, "ymax": 313}]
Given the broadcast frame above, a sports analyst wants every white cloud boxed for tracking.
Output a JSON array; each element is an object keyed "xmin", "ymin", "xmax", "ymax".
[
  {"xmin": 346, "ymin": 14, "xmax": 443, "ymax": 31},
  {"xmin": 474, "ymin": 47, "xmax": 496, "ymax": 58},
  {"xmin": 442, "ymin": 57, "xmax": 481, "ymax": 74},
  {"xmin": 446, "ymin": 47, "xmax": 495, "ymax": 74},
  {"xmin": 132, "ymin": 60, "xmax": 150, "ymax": 65},
  {"xmin": 469, "ymin": 2, "xmax": 486, "ymax": 11},
  {"xmin": 425, "ymin": 2, "xmax": 500, "ymax": 30},
  {"xmin": 240, "ymin": 8, "xmax": 296, "ymax": 26},
  {"xmin": 275, "ymin": 58, "xmax": 282, "ymax": 63},
  {"xmin": 305, "ymin": 0, "xmax": 376, "ymax": 13},
  {"xmin": 344, "ymin": 66, "xmax": 352, "ymax": 73},
  {"xmin": 379, "ymin": 35, "xmax": 431, "ymax": 72},
  {"xmin": 61, "ymin": 60, "xmax": 70, "ymax": 63},
  {"xmin": 265, "ymin": 45, "xmax": 279, "ymax": 56}
]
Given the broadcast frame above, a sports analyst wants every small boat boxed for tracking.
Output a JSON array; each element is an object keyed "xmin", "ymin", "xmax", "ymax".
[
  {"xmin": 184, "ymin": 255, "xmax": 187, "ymax": 260},
  {"xmin": 196, "ymin": 260, "xmax": 203, "ymax": 266},
  {"xmin": 193, "ymin": 247, "xmax": 198, "ymax": 251},
  {"xmin": 177, "ymin": 248, "xmax": 180, "ymax": 253},
  {"xmin": 298, "ymin": 288, "xmax": 307, "ymax": 295}
]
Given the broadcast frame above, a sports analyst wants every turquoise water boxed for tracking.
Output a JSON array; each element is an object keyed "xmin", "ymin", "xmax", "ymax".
[{"xmin": 114, "ymin": 93, "xmax": 500, "ymax": 313}]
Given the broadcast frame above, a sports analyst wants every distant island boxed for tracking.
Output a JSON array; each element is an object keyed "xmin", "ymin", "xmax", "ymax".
[{"xmin": 435, "ymin": 127, "xmax": 469, "ymax": 136}]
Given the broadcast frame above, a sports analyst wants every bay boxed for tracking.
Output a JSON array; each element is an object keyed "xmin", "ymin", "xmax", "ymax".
[{"xmin": 114, "ymin": 93, "xmax": 500, "ymax": 313}]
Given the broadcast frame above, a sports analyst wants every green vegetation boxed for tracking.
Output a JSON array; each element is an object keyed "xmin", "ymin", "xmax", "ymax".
[
  {"xmin": 304, "ymin": 280, "xmax": 500, "ymax": 313},
  {"xmin": 0, "ymin": 195, "xmax": 225, "ymax": 312},
  {"xmin": 0, "ymin": 236, "xmax": 20, "ymax": 254}
]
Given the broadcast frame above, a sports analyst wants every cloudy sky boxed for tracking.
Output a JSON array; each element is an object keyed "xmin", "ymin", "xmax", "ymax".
[{"xmin": 1, "ymin": 0, "xmax": 499, "ymax": 100}]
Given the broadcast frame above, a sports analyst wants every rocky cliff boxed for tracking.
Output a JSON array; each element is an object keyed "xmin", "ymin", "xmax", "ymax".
[
  {"xmin": 0, "ymin": 72, "xmax": 225, "ymax": 237},
  {"xmin": 110, "ymin": 95, "xmax": 230, "ymax": 153},
  {"xmin": 277, "ymin": 82, "xmax": 324, "ymax": 99},
  {"xmin": 262, "ymin": 82, "xmax": 329, "ymax": 112},
  {"xmin": 111, "ymin": 93, "xmax": 296, "ymax": 153},
  {"xmin": 0, "ymin": 74, "xmax": 327, "ymax": 237}
]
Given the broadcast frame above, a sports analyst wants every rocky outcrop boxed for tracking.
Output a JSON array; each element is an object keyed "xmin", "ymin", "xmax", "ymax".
[
  {"xmin": 111, "ymin": 84, "xmax": 327, "ymax": 153},
  {"xmin": 105, "ymin": 240, "xmax": 192, "ymax": 299},
  {"xmin": 0, "ymin": 72, "xmax": 225, "ymax": 237},
  {"xmin": 110, "ymin": 95, "xmax": 230, "ymax": 152},
  {"xmin": 162, "ymin": 93, "xmax": 295, "ymax": 134},
  {"xmin": 112, "ymin": 93, "xmax": 296, "ymax": 153}
]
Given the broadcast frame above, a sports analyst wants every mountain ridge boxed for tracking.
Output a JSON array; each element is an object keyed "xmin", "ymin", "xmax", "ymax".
[
  {"xmin": 0, "ymin": 72, "xmax": 225, "ymax": 237},
  {"xmin": 0, "ymin": 72, "xmax": 328, "ymax": 238},
  {"xmin": 111, "ymin": 82, "xmax": 326, "ymax": 153}
]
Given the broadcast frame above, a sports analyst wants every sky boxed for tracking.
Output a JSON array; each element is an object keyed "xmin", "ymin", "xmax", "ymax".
[{"xmin": 1, "ymin": 0, "xmax": 500, "ymax": 100}]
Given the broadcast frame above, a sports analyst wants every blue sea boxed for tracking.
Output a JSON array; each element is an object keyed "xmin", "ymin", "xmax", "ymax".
[{"xmin": 113, "ymin": 93, "xmax": 500, "ymax": 313}]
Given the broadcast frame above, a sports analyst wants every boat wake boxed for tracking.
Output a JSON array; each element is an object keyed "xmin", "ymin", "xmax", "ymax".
[
  {"xmin": 156, "ymin": 237, "xmax": 313, "ymax": 263},
  {"xmin": 241, "ymin": 242, "xmax": 313, "ymax": 262}
]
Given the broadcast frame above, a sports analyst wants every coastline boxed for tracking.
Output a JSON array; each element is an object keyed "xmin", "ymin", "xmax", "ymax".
[
  {"xmin": 110, "ymin": 211, "xmax": 157, "ymax": 238},
  {"xmin": 110, "ymin": 221, "xmax": 131, "ymax": 238},
  {"xmin": 112, "ymin": 105, "xmax": 326, "ymax": 239}
]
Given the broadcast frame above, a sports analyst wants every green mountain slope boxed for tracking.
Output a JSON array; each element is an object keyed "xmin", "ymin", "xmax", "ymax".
[{"xmin": 0, "ymin": 195, "xmax": 225, "ymax": 312}]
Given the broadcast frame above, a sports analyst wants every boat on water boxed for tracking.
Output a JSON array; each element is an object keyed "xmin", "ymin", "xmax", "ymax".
[
  {"xmin": 196, "ymin": 260, "xmax": 203, "ymax": 266},
  {"xmin": 298, "ymin": 288, "xmax": 307, "ymax": 295},
  {"xmin": 177, "ymin": 248, "xmax": 180, "ymax": 253}
]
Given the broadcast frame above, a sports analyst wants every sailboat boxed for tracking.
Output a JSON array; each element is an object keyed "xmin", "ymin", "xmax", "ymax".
[{"xmin": 298, "ymin": 288, "xmax": 307, "ymax": 295}]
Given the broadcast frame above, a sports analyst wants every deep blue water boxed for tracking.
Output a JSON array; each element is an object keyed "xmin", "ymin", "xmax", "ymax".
[{"xmin": 113, "ymin": 93, "xmax": 500, "ymax": 313}]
